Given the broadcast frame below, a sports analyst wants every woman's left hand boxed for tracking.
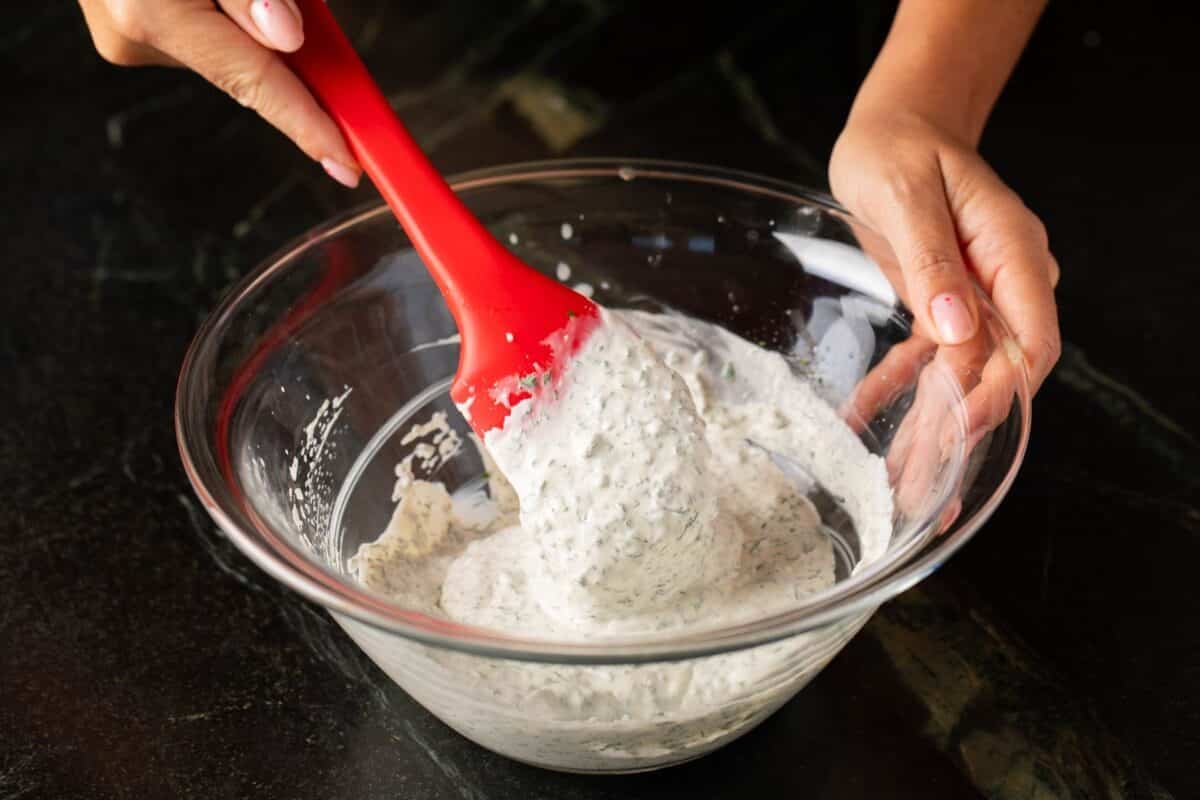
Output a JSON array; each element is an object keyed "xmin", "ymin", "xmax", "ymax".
[{"xmin": 829, "ymin": 108, "xmax": 1061, "ymax": 393}]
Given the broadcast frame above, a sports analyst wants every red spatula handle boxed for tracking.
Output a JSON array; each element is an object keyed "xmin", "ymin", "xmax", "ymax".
[
  {"xmin": 284, "ymin": 1, "xmax": 598, "ymax": 433},
  {"xmin": 285, "ymin": 0, "xmax": 514, "ymax": 319}
]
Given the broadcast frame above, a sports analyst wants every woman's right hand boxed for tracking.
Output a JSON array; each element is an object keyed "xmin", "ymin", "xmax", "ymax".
[{"xmin": 78, "ymin": 0, "xmax": 362, "ymax": 187}]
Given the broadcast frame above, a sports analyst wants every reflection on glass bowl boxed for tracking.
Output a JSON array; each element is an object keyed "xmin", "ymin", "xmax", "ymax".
[{"xmin": 176, "ymin": 159, "xmax": 1031, "ymax": 773}]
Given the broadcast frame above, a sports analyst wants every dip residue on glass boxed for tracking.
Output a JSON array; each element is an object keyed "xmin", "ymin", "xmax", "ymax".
[{"xmin": 348, "ymin": 308, "xmax": 893, "ymax": 762}]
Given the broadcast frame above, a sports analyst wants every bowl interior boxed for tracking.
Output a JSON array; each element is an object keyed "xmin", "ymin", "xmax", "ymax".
[{"xmin": 178, "ymin": 161, "xmax": 1029, "ymax": 659}]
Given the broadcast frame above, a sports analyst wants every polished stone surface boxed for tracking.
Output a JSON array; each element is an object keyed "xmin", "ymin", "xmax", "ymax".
[{"xmin": 2, "ymin": 2, "xmax": 1196, "ymax": 797}]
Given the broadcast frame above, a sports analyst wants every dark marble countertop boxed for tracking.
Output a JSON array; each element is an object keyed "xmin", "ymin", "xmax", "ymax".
[{"xmin": 3, "ymin": 2, "xmax": 1197, "ymax": 798}]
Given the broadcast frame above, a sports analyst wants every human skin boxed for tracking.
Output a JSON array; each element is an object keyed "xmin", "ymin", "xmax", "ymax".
[
  {"xmin": 77, "ymin": 0, "xmax": 1059, "ymax": 393},
  {"xmin": 830, "ymin": 0, "xmax": 1060, "ymax": 392},
  {"xmin": 78, "ymin": 0, "xmax": 1057, "ymax": 533}
]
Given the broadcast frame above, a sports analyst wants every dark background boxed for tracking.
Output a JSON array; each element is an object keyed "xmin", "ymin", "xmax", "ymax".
[{"xmin": 2, "ymin": 2, "xmax": 1197, "ymax": 798}]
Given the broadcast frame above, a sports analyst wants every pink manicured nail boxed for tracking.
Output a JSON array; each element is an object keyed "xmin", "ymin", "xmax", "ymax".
[
  {"xmin": 930, "ymin": 293, "xmax": 975, "ymax": 344},
  {"xmin": 250, "ymin": 0, "xmax": 304, "ymax": 52},
  {"xmin": 321, "ymin": 158, "xmax": 360, "ymax": 189}
]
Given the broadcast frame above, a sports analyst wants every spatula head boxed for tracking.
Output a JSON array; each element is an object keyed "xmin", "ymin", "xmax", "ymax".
[{"xmin": 449, "ymin": 249, "xmax": 600, "ymax": 434}]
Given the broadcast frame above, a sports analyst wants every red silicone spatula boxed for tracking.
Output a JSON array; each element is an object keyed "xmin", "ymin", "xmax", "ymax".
[{"xmin": 284, "ymin": 0, "xmax": 599, "ymax": 435}]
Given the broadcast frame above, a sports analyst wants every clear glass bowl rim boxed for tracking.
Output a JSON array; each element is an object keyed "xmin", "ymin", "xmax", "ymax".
[{"xmin": 175, "ymin": 158, "xmax": 1031, "ymax": 664}]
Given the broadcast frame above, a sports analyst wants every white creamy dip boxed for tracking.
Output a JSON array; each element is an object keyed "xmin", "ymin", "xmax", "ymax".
[
  {"xmin": 348, "ymin": 309, "xmax": 893, "ymax": 767},
  {"xmin": 478, "ymin": 310, "xmax": 739, "ymax": 627}
]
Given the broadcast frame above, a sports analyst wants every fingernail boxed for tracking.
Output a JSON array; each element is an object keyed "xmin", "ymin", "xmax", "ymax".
[
  {"xmin": 321, "ymin": 157, "xmax": 360, "ymax": 189},
  {"xmin": 930, "ymin": 293, "xmax": 975, "ymax": 344},
  {"xmin": 250, "ymin": 0, "xmax": 304, "ymax": 52}
]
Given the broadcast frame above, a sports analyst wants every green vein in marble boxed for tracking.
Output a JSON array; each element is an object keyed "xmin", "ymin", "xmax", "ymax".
[
  {"xmin": 865, "ymin": 582, "xmax": 1175, "ymax": 799},
  {"xmin": 714, "ymin": 49, "xmax": 823, "ymax": 177},
  {"xmin": 1054, "ymin": 343, "xmax": 1199, "ymax": 482},
  {"xmin": 1057, "ymin": 344, "xmax": 1196, "ymax": 444}
]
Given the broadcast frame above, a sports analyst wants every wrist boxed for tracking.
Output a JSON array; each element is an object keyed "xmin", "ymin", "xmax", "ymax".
[
  {"xmin": 849, "ymin": 0, "xmax": 1047, "ymax": 148},
  {"xmin": 848, "ymin": 46, "xmax": 990, "ymax": 148}
]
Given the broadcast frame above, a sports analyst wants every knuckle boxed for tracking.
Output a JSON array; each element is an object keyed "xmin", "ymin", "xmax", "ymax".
[
  {"xmin": 217, "ymin": 56, "xmax": 272, "ymax": 110},
  {"xmin": 1025, "ymin": 214, "xmax": 1050, "ymax": 251},
  {"xmin": 1034, "ymin": 329, "xmax": 1062, "ymax": 374},
  {"xmin": 105, "ymin": 0, "xmax": 149, "ymax": 43},
  {"xmin": 92, "ymin": 31, "xmax": 143, "ymax": 66},
  {"xmin": 1047, "ymin": 332, "xmax": 1063, "ymax": 366},
  {"xmin": 881, "ymin": 169, "xmax": 926, "ymax": 207},
  {"xmin": 1046, "ymin": 253, "xmax": 1062, "ymax": 288},
  {"xmin": 827, "ymin": 159, "xmax": 867, "ymax": 214},
  {"xmin": 907, "ymin": 248, "xmax": 960, "ymax": 283}
]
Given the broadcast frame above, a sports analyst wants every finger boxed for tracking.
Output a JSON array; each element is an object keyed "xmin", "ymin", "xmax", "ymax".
[
  {"xmin": 917, "ymin": 344, "xmax": 1023, "ymax": 535},
  {"xmin": 960, "ymin": 346, "xmax": 1021, "ymax": 448},
  {"xmin": 967, "ymin": 230, "xmax": 1061, "ymax": 393},
  {"xmin": 886, "ymin": 374, "xmax": 946, "ymax": 519},
  {"xmin": 935, "ymin": 497, "xmax": 963, "ymax": 536},
  {"xmin": 860, "ymin": 164, "xmax": 980, "ymax": 347},
  {"xmin": 991, "ymin": 263, "xmax": 1061, "ymax": 392},
  {"xmin": 953, "ymin": 181, "xmax": 1061, "ymax": 391},
  {"xmin": 894, "ymin": 423, "xmax": 947, "ymax": 522},
  {"xmin": 881, "ymin": 335, "xmax": 971, "ymax": 483},
  {"xmin": 216, "ymin": 0, "xmax": 305, "ymax": 53},
  {"xmin": 883, "ymin": 371, "xmax": 929, "ymax": 486},
  {"xmin": 78, "ymin": 0, "xmax": 181, "ymax": 67},
  {"xmin": 152, "ymin": 5, "xmax": 360, "ymax": 186},
  {"xmin": 841, "ymin": 332, "xmax": 936, "ymax": 433},
  {"xmin": 1047, "ymin": 252, "xmax": 1061, "ymax": 289},
  {"xmin": 886, "ymin": 337, "xmax": 990, "ymax": 519}
]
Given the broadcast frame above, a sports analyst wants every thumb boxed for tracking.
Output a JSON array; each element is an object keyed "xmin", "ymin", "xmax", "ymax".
[{"xmin": 854, "ymin": 169, "xmax": 979, "ymax": 346}]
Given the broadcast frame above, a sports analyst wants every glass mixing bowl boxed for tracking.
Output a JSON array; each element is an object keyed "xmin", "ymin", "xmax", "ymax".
[{"xmin": 176, "ymin": 159, "xmax": 1031, "ymax": 773}]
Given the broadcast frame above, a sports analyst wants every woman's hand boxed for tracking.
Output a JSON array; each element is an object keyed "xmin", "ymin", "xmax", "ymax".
[
  {"xmin": 829, "ymin": 1, "xmax": 1057, "ymax": 529},
  {"xmin": 830, "ymin": 109, "xmax": 1060, "ymax": 393},
  {"xmin": 78, "ymin": 0, "xmax": 361, "ymax": 187},
  {"xmin": 832, "ymin": 108, "xmax": 1060, "ymax": 527}
]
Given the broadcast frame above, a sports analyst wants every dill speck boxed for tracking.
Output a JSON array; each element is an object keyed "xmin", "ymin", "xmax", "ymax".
[
  {"xmin": 567, "ymin": 309, "xmax": 577, "ymax": 318},
  {"xmin": 364, "ymin": 308, "xmax": 878, "ymax": 768}
]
